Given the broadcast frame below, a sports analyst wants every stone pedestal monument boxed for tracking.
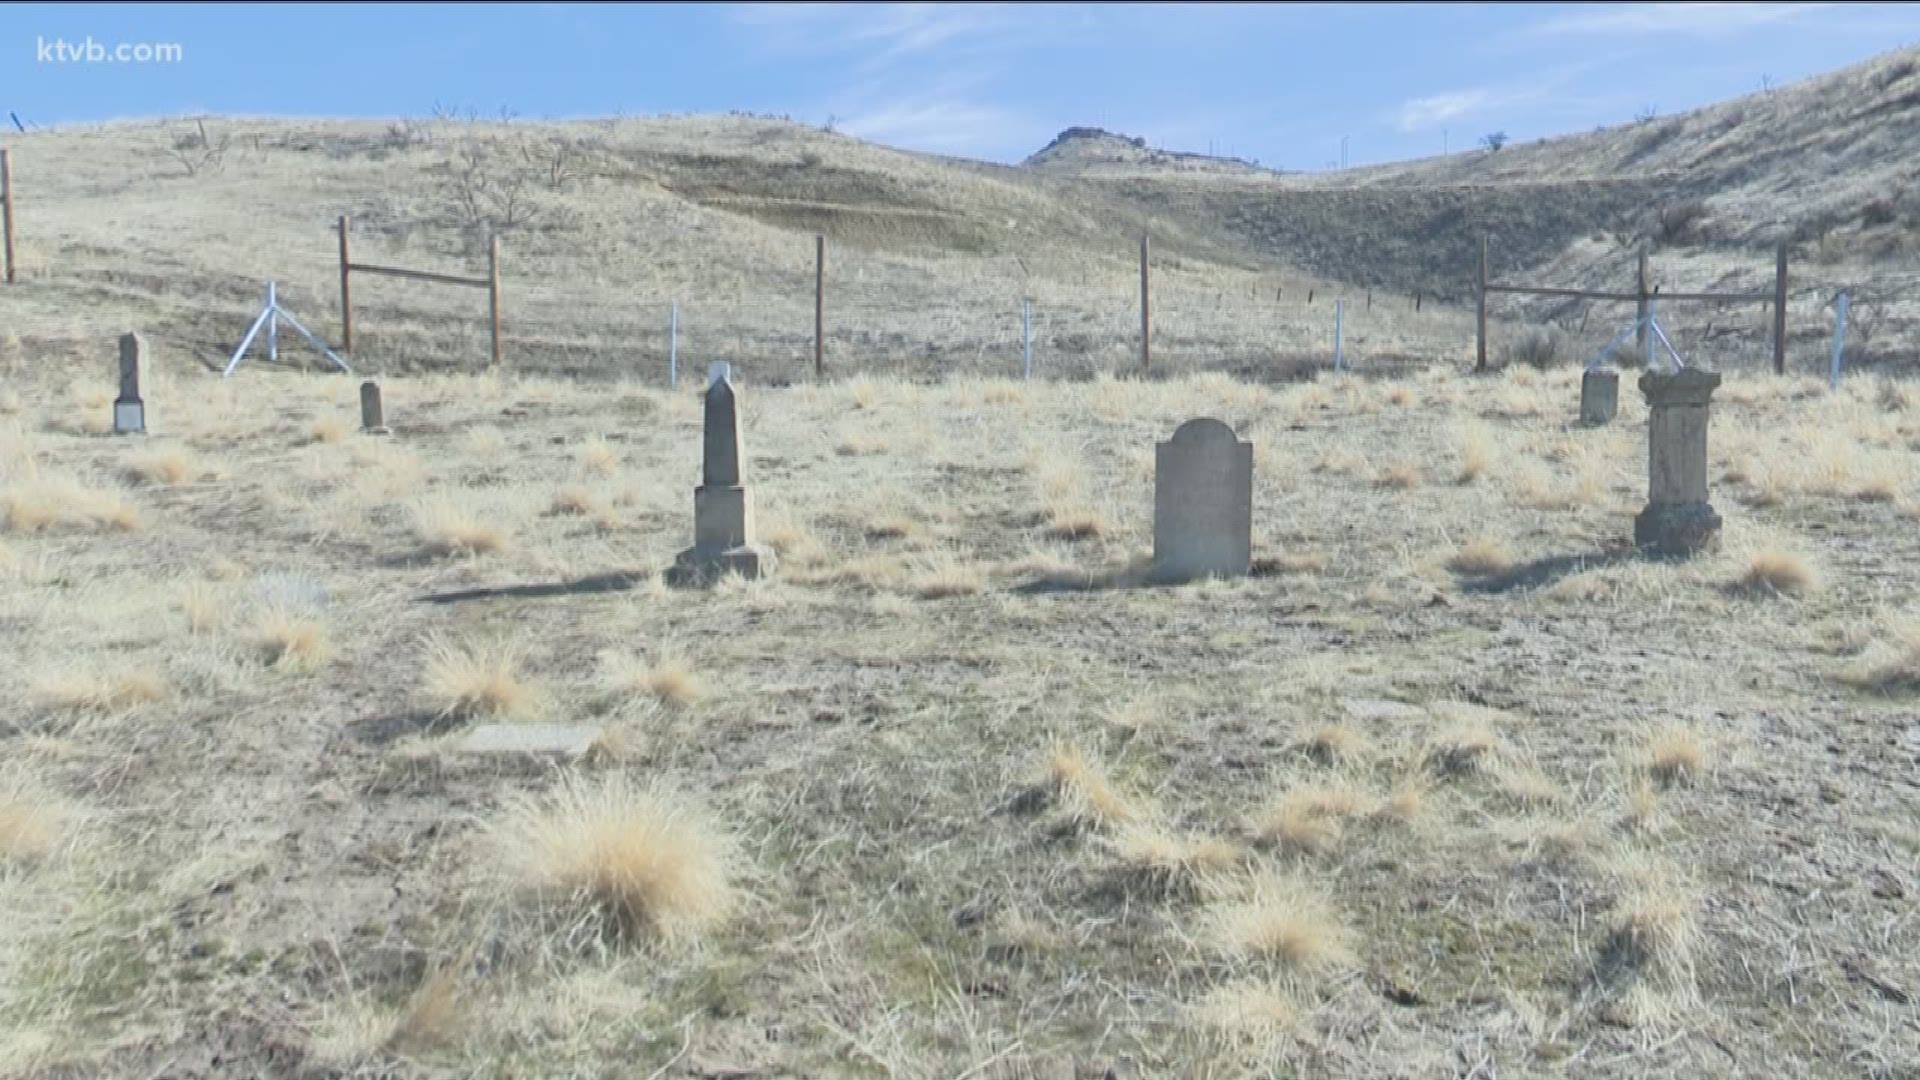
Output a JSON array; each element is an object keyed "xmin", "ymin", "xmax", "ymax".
[
  {"xmin": 1634, "ymin": 368, "xmax": 1722, "ymax": 556},
  {"xmin": 1151, "ymin": 417, "xmax": 1253, "ymax": 583},
  {"xmin": 668, "ymin": 363, "xmax": 775, "ymax": 585}
]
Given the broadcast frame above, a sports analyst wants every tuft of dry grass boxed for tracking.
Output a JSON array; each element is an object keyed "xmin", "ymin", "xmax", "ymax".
[
  {"xmin": 2, "ymin": 478, "xmax": 141, "ymax": 533},
  {"xmin": 1642, "ymin": 725, "xmax": 1706, "ymax": 785},
  {"xmin": 1455, "ymin": 423, "xmax": 1495, "ymax": 483},
  {"xmin": 605, "ymin": 653, "xmax": 705, "ymax": 708},
  {"xmin": 1192, "ymin": 982, "xmax": 1303, "ymax": 1048},
  {"xmin": 310, "ymin": 416, "xmax": 351, "ymax": 444},
  {"xmin": 1297, "ymin": 723, "xmax": 1368, "ymax": 764},
  {"xmin": 550, "ymin": 484, "xmax": 601, "ymax": 517},
  {"xmin": 865, "ymin": 511, "xmax": 920, "ymax": 541},
  {"xmin": 907, "ymin": 552, "xmax": 985, "ymax": 599},
  {"xmin": 1736, "ymin": 547, "xmax": 1819, "ymax": 596},
  {"xmin": 1107, "ymin": 821, "xmax": 1245, "ymax": 889},
  {"xmin": 0, "ymin": 771, "xmax": 73, "ymax": 864},
  {"xmin": 423, "ymin": 638, "xmax": 534, "ymax": 720},
  {"xmin": 1252, "ymin": 781, "xmax": 1376, "ymax": 855},
  {"xmin": 490, "ymin": 773, "xmax": 738, "ymax": 942},
  {"xmin": 1046, "ymin": 743, "xmax": 1145, "ymax": 829},
  {"xmin": 1376, "ymin": 462, "xmax": 1422, "ymax": 490},
  {"xmin": 1838, "ymin": 618, "xmax": 1920, "ymax": 692},
  {"xmin": 179, "ymin": 582, "xmax": 226, "ymax": 634},
  {"xmin": 35, "ymin": 665, "xmax": 169, "ymax": 714},
  {"xmin": 1043, "ymin": 502, "xmax": 1108, "ymax": 541},
  {"xmin": 1447, "ymin": 536, "xmax": 1515, "ymax": 576},
  {"xmin": 1208, "ymin": 872, "xmax": 1357, "ymax": 975},
  {"xmin": 253, "ymin": 609, "xmax": 334, "ymax": 670},
  {"xmin": 1426, "ymin": 713, "xmax": 1501, "ymax": 775},
  {"xmin": 412, "ymin": 496, "xmax": 512, "ymax": 556},
  {"xmin": 123, "ymin": 446, "xmax": 212, "ymax": 486},
  {"xmin": 577, "ymin": 439, "xmax": 619, "ymax": 478}
]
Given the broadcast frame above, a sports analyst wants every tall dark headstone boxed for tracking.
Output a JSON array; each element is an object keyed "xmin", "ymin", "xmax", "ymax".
[
  {"xmin": 668, "ymin": 363, "xmax": 774, "ymax": 585},
  {"xmin": 114, "ymin": 333, "xmax": 146, "ymax": 434}
]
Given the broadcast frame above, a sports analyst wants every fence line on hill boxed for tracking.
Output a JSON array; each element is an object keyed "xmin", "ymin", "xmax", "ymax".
[
  {"xmin": 0, "ymin": 144, "xmax": 1881, "ymax": 385},
  {"xmin": 1476, "ymin": 237, "xmax": 1789, "ymax": 374}
]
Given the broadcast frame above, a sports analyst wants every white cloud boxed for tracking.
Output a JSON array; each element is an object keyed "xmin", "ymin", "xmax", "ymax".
[
  {"xmin": 731, "ymin": 2, "xmax": 1021, "ymax": 67},
  {"xmin": 1392, "ymin": 84, "xmax": 1557, "ymax": 132},
  {"xmin": 1522, "ymin": 2, "xmax": 1832, "ymax": 38},
  {"xmin": 837, "ymin": 97, "xmax": 1032, "ymax": 155}
]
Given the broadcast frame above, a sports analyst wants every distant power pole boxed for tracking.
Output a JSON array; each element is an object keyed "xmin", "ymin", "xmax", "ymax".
[{"xmin": 1340, "ymin": 135, "xmax": 1349, "ymax": 169}]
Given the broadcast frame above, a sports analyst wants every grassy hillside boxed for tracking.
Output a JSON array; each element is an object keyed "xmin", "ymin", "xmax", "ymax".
[{"xmin": 8, "ymin": 44, "xmax": 1919, "ymax": 386}]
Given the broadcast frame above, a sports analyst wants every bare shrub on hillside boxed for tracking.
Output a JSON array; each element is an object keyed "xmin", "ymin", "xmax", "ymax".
[
  {"xmin": 1654, "ymin": 200, "xmax": 1710, "ymax": 245},
  {"xmin": 432, "ymin": 138, "xmax": 585, "ymax": 253},
  {"xmin": 1501, "ymin": 327, "xmax": 1564, "ymax": 370}
]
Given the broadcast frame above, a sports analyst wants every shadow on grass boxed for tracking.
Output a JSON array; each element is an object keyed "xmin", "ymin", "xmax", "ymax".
[
  {"xmin": 416, "ymin": 570, "xmax": 652, "ymax": 605},
  {"xmin": 1453, "ymin": 545, "xmax": 1639, "ymax": 595},
  {"xmin": 1010, "ymin": 555, "xmax": 1305, "ymax": 596}
]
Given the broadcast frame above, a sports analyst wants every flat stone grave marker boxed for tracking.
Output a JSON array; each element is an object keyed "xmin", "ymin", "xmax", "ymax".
[
  {"xmin": 1152, "ymin": 417, "xmax": 1253, "ymax": 583},
  {"xmin": 455, "ymin": 724, "xmax": 603, "ymax": 758}
]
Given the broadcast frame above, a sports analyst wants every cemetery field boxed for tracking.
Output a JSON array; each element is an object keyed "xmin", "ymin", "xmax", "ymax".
[{"xmin": 3, "ymin": 364, "xmax": 1919, "ymax": 1078}]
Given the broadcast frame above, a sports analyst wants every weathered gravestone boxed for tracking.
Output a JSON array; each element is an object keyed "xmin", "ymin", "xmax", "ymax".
[
  {"xmin": 1580, "ymin": 368, "xmax": 1619, "ymax": 426},
  {"xmin": 667, "ymin": 363, "xmax": 775, "ymax": 585},
  {"xmin": 1152, "ymin": 418, "xmax": 1253, "ymax": 583},
  {"xmin": 114, "ymin": 333, "xmax": 146, "ymax": 434},
  {"xmin": 1634, "ymin": 367, "xmax": 1722, "ymax": 556},
  {"xmin": 359, "ymin": 380, "xmax": 388, "ymax": 434}
]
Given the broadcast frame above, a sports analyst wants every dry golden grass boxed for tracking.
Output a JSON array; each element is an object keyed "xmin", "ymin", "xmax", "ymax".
[
  {"xmin": 1376, "ymin": 461, "xmax": 1423, "ymax": 490},
  {"xmin": 1451, "ymin": 420, "xmax": 1497, "ymax": 478},
  {"xmin": 1643, "ymin": 725, "xmax": 1707, "ymax": 785},
  {"xmin": 577, "ymin": 439, "xmax": 619, "ymax": 478},
  {"xmin": 0, "ymin": 772, "xmax": 72, "ymax": 864},
  {"xmin": 1736, "ymin": 547, "xmax": 1820, "ymax": 596},
  {"xmin": 605, "ymin": 654, "xmax": 705, "ymax": 708},
  {"xmin": 1042, "ymin": 502, "xmax": 1108, "ymax": 541},
  {"xmin": 1839, "ymin": 617, "xmax": 1920, "ymax": 692},
  {"xmin": 253, "ymin": 609, "xmax": 335, "ymax": 670},
  {"xmin": 1192, "ymin": 981, "xmax": 1303, "ymax": 1047},
  {"xmin": 1046, "ymin": 743, "xmax": 1145, "ymax": 829},
  {"xmin": 1447, "ymin": 536, "xmax": 1515, "ymax": 576},
  {"xmin": 1107, "ymin": 820, "xmax": 1246, "ymax": 888},
  {"xmin": 549, "ymin": 484, "xmax": 601, "ymax": 517},
  {"xmin": 1208, "ymin": 872, "xmax": 1357, "ymax": 975},
  {"xmin": 1252, "ymin": 780, "xmax": 1376, "ymax": 855},
  {"xmin": 34, "ymin": 665, "xmax": 170, "ymax": 714},
  {"xmin": 1427, "ymin": 713, "xmax": 1502, "ymax": 775},
  {"xmin": 423, "ymin": 638, "xmax": 534, "ymax": 720},
  {"xmin": 122, "ymin": 446, "xmax": 212, "ymax": 486},
  {"xmin": 411, "ymin": 496, "xmax": 512, "ymax": 556},
  {"xmin": 490, "ymin": 773, "xmax": 737, "ymax": 941},
  {"xmin": 310, "ymin": 416, "xmax": 351, "ymax": 444},
  {"xmin": 1, "ymin": 478, "xmax": 141, "ymax": 533},
  {"xmin": 864, "ymin": 511, "xmax": 920, "ymax": 541},
  {"xmin": 1604, "ymin": 857, "xmax": 1700, "ymax": 997},
  {"xmin": 1297, "ymin": 723, "xmax": 1368, "ymax": 764},
  {"xmin": 906, "ymin": 551, "xmax": 985, "ymax": 598}
]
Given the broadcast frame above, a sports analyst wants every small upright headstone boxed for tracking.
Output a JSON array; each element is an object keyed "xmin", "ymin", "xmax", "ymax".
[
  {"xmin": 359, "ymin": 380, "xmax": 387, "ymax": 434},
  {"xmin": 667, "ymin": 363, "xmax": 775, "ymax": 585},
  {"xmin": 1152, "ymin": 418, "xmax": 1253, "ymax": 583},
  {"xmin": 1634, "ymin": 368, "xmax": 1722, "ymax": 556},
  {"xmin": 113, "ymin": 333, "xmax": 146, "ymax": 435},
  {"xmin": 1580, "ymin": 368, "xmax": 1619, "ymax": 426}
]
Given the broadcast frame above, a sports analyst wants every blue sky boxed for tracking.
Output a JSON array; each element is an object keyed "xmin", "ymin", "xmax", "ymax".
[{"xmin": 7, "ymin": 3, "xmax": 1920, "ymax": 169}]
